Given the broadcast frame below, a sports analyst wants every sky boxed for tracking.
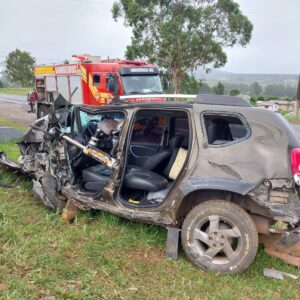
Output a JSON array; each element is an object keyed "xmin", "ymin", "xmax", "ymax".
[{"xmin": 0, "ymin": 0, "xmax": 299, "ymax": 74}]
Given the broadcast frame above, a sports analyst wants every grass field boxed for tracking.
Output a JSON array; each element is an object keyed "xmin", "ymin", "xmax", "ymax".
[
  {"xmin": 0, "ymin": 119, "xmax": 300, "ymax": 299},
  {"xmin": 285, "ymin": 114, "xmax": 300, "ymax": 125},
  {"xmin": 0, "ymin": 88, "xmax": 31, "ymax": 96}
]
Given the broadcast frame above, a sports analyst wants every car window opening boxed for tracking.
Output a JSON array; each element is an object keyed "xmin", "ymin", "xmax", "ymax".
[
  {"xmin": 203, "ymin": 113, "xmax": 249, "ymax": 146},
  {"xmin": 119, "ymin": 109, "xmax": 190, "ymax": 207},
  {"xmin": 93, "ymin": 74, "xmax": 101, "ymax": 86},
  {"xmin": 69, "ymin": 109, "xmax": 125, "ymax": 193}
]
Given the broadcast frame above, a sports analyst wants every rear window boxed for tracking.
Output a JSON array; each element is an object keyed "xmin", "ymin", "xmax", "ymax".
[{"xmin": 202, "ymin": 113, "xmax": 250, "ymax": 146}]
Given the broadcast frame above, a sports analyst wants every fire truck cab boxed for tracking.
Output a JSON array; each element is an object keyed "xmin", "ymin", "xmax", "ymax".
[{"xmin": 33, "ymin": 54, "xmax": 163, "ymax": 118}]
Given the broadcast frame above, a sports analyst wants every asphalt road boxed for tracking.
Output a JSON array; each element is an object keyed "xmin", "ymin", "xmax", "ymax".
[
  {"xmin": 293, "ymin": 125, "xmax": 300, "ymax": 132},
  {"xmin": 0, "ymin": 93, "xmax": 27, "ymax": 105},
  {"xmin": 0, "ymin": 94, "xmax": 35, "ymax": 125}
]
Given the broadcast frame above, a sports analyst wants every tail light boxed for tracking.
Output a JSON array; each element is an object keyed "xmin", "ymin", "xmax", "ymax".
[{"xmin": 290, "ymin": 148, "xmax": 300, "ymax": 185}]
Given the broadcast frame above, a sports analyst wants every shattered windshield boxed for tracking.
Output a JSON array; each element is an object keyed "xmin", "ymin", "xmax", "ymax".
[
  {"xmin": 77, "ymin": 110, "xmax": 125, "ymax": 133},
  {"xmin": 121, "ymin": 75, "xmax": 163, "ymax": 95}
]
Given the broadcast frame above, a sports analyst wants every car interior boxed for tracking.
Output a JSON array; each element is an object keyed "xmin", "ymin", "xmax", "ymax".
[
  {"xmin": 64, "ymin": 107, "xmax": 190, "ymax": 207},
  {"xmin": 66, "ymin": 109, "xmax": 125, "ymax": 192},
  {"xmin": 119, "ymin": 109, "xmax": 190, "ymax": 206}
]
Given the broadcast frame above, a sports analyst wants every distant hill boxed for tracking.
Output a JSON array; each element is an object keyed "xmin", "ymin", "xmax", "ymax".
[{"xmin": 193, "ymin": 69, "xmax": 298, "ymax": 86}]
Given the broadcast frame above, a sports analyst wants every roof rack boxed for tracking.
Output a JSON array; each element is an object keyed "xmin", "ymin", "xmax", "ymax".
[
  {"xmin": 119, "ymin": 94, "xmax": 252, "ymax": 107},
  {"xmin": 192, "ymin": 94, "xmax": 251, "ymax": 107}
]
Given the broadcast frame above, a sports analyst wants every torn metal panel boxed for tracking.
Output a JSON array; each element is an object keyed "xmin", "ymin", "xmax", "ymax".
[
  {"xmin": 261, "ymin": 231, "xmax": 300, "ymax": 267},
  {"xmin": 0, "ymin": 152, "xmax": 22, "ymax": 171}
]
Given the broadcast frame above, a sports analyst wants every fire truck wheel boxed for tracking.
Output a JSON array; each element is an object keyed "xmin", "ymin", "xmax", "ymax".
[{"xmin": 37, "ymin": 105, "xmax": 50, "ymax": 118}]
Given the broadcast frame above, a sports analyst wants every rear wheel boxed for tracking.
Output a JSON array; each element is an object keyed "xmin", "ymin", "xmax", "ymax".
[{"xmin": 182, "ymin": 200, "xmax": 258, "ymax": 274}]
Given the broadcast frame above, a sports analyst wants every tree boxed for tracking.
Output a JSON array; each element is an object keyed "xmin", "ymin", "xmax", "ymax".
[
  {"xmin": 199, "ymin": 82, "xmax": 212, "ymax": 94},
  {"xmin": 285, "ymin": 85, "xmax": 297, "ymax": 98},
  {"xmin": 250, "ymin": 82, "xmax": 262, "ymax": 96},
  {"xmin": 229, "ymin": 89, "xmax": 240, "ymax": 96},
  {"xmin": 112, "ymin": 0, "xmax": 253, "ymax": 93},
  {"xmin": 0, "ymin": 79, "xmax": 3, "ymax": 88},
  {"xmin": 180, "ymin": 74, "xmax": 200, "ymax": 94},
  {"xmin": 213, "ymin": 82, "xmax": 225, "ymax": 95},
  {"xmin": 264, "ymin": 84, "xmax": 286, "ymax": 97},
  {"xmin": 3, "ymin": 49, "xmax": 35, "ymax": 87},
  {"xmin": 249, "ymin": 96, "xmax": 257, "ymax": 106}
]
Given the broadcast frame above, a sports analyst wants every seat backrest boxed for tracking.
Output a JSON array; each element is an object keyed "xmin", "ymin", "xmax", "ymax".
[
  {"xmin": 142, "ymin": 135, "xmax": 184, "ymax": 172},
  {"xmin": 206, "ymin": 119, "xmax": 233, "ymax": 145}
]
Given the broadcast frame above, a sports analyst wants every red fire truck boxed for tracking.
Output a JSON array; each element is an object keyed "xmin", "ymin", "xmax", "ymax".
[{"xmin": 32, "ymin": 54, "xmax": 164, "ymax": 118}]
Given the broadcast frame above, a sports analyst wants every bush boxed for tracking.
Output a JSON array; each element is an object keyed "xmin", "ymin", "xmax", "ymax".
[{"xmin": 229, "ymin": 89, "xmax": 240, "ymax": 96}]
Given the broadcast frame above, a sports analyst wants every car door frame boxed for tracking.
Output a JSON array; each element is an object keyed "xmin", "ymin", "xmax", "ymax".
[{"xmin": 114, "ymin": 106, "xmax": 194, "ymax": 214}]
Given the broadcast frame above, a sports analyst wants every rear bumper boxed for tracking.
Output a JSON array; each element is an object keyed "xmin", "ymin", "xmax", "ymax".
[
  {"xmin": 269, "ymin": 192, "xmax": 300, "ymax": 225},
  {"xmin": 270, "ymin": 205, "xmax": 300, "ymax": 225}
]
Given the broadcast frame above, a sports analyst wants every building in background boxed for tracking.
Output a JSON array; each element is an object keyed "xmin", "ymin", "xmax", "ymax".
[{"xmin": 256, "ymin": 100, "xmax": 295, "ymax": 112}]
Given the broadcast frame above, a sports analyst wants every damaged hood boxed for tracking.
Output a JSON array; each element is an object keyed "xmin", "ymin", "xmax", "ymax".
[{"xmin": 22, "ymin": 116, "xmax": 50, "ymax": 143}]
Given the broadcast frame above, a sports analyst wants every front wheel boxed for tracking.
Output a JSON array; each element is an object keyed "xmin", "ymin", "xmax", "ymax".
[
  {"xmin": 37, "ymin": 104, "xmax": 50, "ymax": 119},
  {"xmin": 182, "ymin": 200, "xmax": 258, "ymax": 274}
]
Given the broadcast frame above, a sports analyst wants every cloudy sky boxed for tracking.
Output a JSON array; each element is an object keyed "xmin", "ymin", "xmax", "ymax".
[{"xmin": 0, "ymin": 0, "xmax": 299, "ymax": 74}]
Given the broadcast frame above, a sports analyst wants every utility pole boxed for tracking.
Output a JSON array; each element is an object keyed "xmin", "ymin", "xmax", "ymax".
[{"xmin": 296, "ymin": 74, "xmax": 300, "ymax": 116}]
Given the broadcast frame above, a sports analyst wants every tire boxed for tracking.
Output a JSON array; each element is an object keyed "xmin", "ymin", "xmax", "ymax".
[
  {"xmin": 40, "ymin": 174, "xmax": 64, "ymax": 211},
  {"xmin": 182, "ymin": 200, "xmax": 258, "ymax": 274},
  {"xmin": 37, "ymin": 104, "xmax": 50, "ymax": 119}
]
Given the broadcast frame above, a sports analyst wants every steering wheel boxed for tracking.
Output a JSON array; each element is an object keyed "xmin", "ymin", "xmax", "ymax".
[{"xmin": 87, "ymin": 119, "xmax": 100, "ymax": 136}]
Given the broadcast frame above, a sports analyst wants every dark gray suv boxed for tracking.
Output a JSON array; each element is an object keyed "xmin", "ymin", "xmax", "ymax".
[{"xmin": 1, "ymin": 93, "xmax": 300, "ymax": 274}]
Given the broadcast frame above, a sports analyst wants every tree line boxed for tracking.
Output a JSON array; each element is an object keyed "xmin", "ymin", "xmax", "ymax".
[{"xmin": 174, "ymin": 75, "xmax": 297, "ymax": 99}]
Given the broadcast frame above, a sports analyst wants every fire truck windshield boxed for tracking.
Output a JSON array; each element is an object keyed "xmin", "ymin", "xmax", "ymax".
[{"xmin": 121, "ymin": 75, "xmax": 163, "ymax": 95}]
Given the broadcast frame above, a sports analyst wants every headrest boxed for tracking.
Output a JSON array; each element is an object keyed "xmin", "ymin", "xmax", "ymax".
[{"xmin": 169, "ymin": 135, "xmax": 184, "ymax": 149}]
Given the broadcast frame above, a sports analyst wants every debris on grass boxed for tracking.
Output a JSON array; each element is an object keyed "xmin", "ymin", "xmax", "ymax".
[
  {"xmin": 0, "ymin": 183, "xmax": 18, "ymax": 188},
  {"xmin": 263, "ymin": 268, "xmax": 299, "ymax": 280}
]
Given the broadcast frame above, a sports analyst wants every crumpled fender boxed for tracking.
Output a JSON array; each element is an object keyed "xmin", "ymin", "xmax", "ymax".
[
  {"xmin": 22, "ymin": 115, "xmax": 49, "ymax": 143},
  {"xmin": 0, "ymin": 152, "xmax": 22, "ymax": 171}
]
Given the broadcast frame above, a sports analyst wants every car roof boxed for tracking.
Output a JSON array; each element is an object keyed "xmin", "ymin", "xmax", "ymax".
[{"xmin": 75, "ymin": 95, "xmax": 252, "ymax": 112}]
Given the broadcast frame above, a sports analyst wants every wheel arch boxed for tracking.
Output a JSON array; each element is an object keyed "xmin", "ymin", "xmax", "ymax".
[{"xmin": 175, "ymin": 179, "xmax": 271, "ymax": 226}]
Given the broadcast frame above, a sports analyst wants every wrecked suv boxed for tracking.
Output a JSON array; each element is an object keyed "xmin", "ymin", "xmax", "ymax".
[{"xmin": 1, "ymin": 93, "xmax": 300, "ymax": 274}]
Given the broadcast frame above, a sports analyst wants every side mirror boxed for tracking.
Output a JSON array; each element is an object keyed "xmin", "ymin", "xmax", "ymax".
[
  {"xmin": 107, "ymin": 76, "xmax": 119, "ymax": 94},
  {"xmin": 163, "ymin": 78, "xmax": 169, "ymax": 90}
]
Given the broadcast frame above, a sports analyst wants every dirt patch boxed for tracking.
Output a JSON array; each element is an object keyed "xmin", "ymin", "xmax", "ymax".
[
  {"xmin": 126, "ymin": 247, "xmax": 165, "ymax": 263},
  {"xmin": 0, "ymin": 102, "xmax": 35, "ymax": 126}
]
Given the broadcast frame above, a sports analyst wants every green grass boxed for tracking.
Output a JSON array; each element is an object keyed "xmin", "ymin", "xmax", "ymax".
[
  {"xmin": 0, "ymin": 88, "xmax": 31, "ymax": 96},
  {"xmin": 285, "ymin": 114, "xmax": 300, "ymax": 125},
  {"xmin": 0, "ymin": 121, "xmax": 300, "ymax": 299},
  {"xmin": 0, "ymin": 116, "xmax": 27, "ymax": 134}
]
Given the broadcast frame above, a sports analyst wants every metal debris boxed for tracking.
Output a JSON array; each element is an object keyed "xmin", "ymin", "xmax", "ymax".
[
  {"xmin": 263, "ymin": 268, "xmax": 299, "ymax": 280},
  {"xmin": 0, "ymin": 183, "xmax": 17, "ymax": 188}
]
